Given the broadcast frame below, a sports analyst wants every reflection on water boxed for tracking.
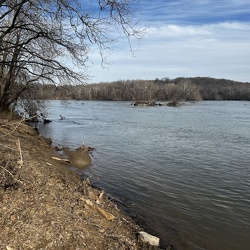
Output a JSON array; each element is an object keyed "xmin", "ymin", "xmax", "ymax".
[{"xmin": 38, "ymin": 101, "xmax": 250, "ymax": 250}]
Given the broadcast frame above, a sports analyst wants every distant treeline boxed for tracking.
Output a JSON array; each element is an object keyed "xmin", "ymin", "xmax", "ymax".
[{"xmin": 31, "ymin": 77, "xmax": 250, "ymax": 101}]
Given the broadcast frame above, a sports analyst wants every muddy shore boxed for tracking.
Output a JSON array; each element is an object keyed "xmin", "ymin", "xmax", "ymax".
[{"xmin": 0, "ymin": 113, "xmax": 175, "ymax": 249}]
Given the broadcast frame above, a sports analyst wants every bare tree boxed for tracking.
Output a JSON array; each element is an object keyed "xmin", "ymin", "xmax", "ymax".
[{"xmin": 0, "ymin": 0, "xmax": 144, "ymax": 111}]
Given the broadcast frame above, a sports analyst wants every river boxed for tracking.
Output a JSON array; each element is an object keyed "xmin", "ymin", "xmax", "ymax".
[{"xmin": 38, "ymin": 100, "xmax": 250, "ymax": 250}]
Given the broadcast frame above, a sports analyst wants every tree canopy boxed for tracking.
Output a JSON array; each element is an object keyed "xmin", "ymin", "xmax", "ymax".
[
  {"xmin": 0, "ymin": 0, "xmax": 143, "ymax": 111},
  {"xmin": 27, "ymin": 77, "xmax": 250, "ymax": 102}
]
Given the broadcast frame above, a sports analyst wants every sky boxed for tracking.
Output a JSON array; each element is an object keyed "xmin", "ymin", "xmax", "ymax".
[{"xmin": 88, "ymin": 0, "xmax": 250, "ymax": 83}]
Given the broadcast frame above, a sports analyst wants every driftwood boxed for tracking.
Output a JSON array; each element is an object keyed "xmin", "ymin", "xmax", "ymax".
[
  {"xmin": 95, "ymin": 206, "xmax": 116, "ymax": 221},
  {"xmin": 51, "ymin": 156, "xmax": 71, "ymax": 163},
  {"xmin": 96, "ymin": 190, "xmax": 105, "ymax": 205},
  {"xmin": 16, "ymin": 139, "xmax": 23, "ymax": 167},
  {"xmin": 85, "ymin": 199, "xmax": 116, "ymax": 221}
]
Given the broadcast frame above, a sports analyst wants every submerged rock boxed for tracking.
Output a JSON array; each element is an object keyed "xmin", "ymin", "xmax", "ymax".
[{"xmin": 64, "ymin": 146, "xmax": 92, "ymax": 168}]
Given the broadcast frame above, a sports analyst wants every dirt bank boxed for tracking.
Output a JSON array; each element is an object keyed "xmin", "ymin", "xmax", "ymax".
[{"xmin": 0, "ymin": 113, "xmax": 172, "ymax": 250}]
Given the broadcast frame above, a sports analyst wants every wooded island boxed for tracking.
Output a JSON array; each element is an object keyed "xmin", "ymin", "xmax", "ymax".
[{"xmin": 29, "ymin": 77, "xmax": 250, "ymax": 102}]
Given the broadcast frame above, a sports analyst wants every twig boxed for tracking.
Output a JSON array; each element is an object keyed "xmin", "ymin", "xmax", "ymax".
[
  {"xmin": 0, "ymin": 142, "xmax": 19, "ymax": 151},
  {"xmin": 0, "ymin": 165, "xmax": 23, "ymax": 184},
  {"xmin": 21, "ymin": 95, "xmax": 60, "ymax": 122},
  {"xmin": 16, "ymin": 139, "xmax": 24, "ymax": 167}
]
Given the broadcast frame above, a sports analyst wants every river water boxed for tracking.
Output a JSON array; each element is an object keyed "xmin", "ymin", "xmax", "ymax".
[{"xmin": 38, "ymin": 100, "xmax": 250, "ymax": 250}]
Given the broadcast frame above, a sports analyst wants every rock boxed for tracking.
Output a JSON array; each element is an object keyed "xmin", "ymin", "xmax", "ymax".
[
  {"xmin": 63, "ymin": 147, "xmax": 91, "ymax": 168},
  {"xmin": 54, "ymin": 146, "xmax": 63, "ymax": 151},
  {"xmin": 43, "ymin": 118, "xmax": 52, "ymax": 123},
  {"xmin": 139, "ymin": 231, "xmax": 160, "ymax": 247},
  {"xmin": 42, "ymin": 137, "xmax": 52, "ymax": 145},
  {"xmin": 134, "ymin": 101, "xmax": 157, "ymax": 106},
  {"xmin": 167, "ymin": 100, "xmax": 183, "ymax": 107},
  {"xmin": 87, "ymin": 146, "xmax": 94, "ymax": 151}
]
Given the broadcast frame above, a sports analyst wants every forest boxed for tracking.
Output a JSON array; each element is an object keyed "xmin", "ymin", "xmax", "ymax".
[{"xmin": 30, "ymin": 77, "xmax": 250, "ymax": 102}]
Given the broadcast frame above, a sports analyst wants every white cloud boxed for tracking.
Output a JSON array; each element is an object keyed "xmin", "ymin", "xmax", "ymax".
[
  {"xmin": 89, "ymin": 21, "xmax": 250, "ymax": 83},
  {"xmin": 149, "ymin": 25, "xmax": 211, "ymax": 38}
]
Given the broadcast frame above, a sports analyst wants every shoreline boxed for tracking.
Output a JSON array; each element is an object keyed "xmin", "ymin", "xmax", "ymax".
[{"xmin": 0, "ymin": 115, "xmax": 170, "ymax": 249}]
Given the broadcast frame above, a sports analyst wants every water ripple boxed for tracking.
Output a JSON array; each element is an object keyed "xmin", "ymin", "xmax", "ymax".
[{"xmin": 39, "ymin": 100, "xmax": 250, "ymax": 250}]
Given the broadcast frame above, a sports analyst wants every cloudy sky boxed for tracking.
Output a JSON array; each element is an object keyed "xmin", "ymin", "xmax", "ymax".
[{"xmin": 89, "ymin": 0, "xmax": 250, "ymax": 83}]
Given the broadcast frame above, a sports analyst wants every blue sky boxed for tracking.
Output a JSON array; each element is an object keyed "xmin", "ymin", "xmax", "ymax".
[{"xmin": 89, "ymin": 0, "xmax": 250, "ymax": 83}]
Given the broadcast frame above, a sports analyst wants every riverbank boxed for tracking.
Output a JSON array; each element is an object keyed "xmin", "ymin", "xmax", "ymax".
[{"xmin": 0, "ymin": 113, "xmax": 170, "ymax": 249}]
